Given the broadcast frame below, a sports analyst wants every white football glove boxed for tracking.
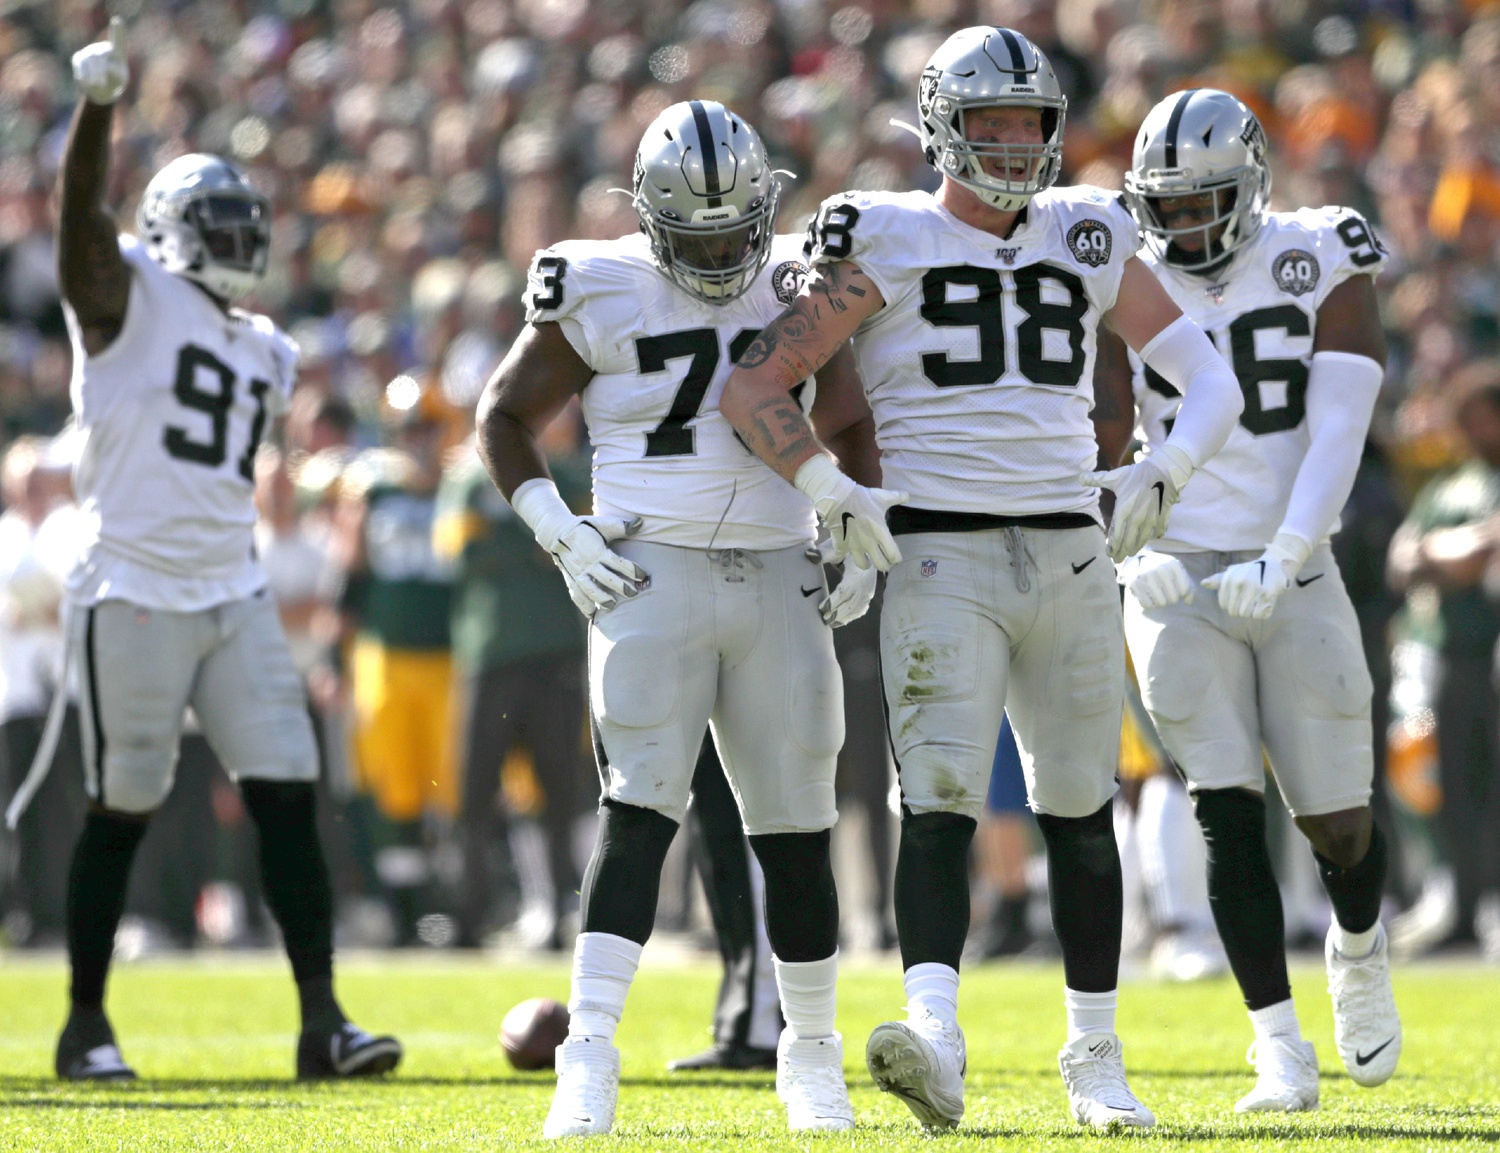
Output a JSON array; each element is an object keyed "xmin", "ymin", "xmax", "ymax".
[
  {"xmin": 816, "ymin": 539, "xmax": 877, "ymax": 627},
  {"xmin": 795, "ymin": 454, "xmax": 908, "ymax": 572},
  {"xmin": 511, "ymin": 479, "xmax": 648, "ymax": 618},
  {"xmin": 73, "ymin": 17, "xmax": 129, "ymax": 105},
  {"xmin": 1121, "ymin": 551, "xmax": 1194, "ymax": 610},
  {"xmin": 1081, "ymin": 443, "xmax": 1194, "ymax": 563},
  {"xmin": 1201, "ymin": 532, "xmax": 1312, "ymax": 620}
]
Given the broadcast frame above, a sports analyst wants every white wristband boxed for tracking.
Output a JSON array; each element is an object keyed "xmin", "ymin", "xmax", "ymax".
[
  {"xmin": 1265, "ymin": 530, "xmax": 1313, "ymax": 577},
  {"xmin": 510, "ymin": 477, "xmax": 574, "ymax": 552},
  {"xmin": 793, "ymin": 454, "xmax": 851, "ymax": 507}
]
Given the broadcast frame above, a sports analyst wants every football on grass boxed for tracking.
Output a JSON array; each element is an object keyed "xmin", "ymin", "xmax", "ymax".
[{"xmin": 500, "ymin": 997, "xmax": 570, "ymax": 1070}]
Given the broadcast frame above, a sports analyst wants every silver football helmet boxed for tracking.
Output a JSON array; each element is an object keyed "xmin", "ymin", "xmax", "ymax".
[
  {"xmin": 1124, "ymin": 88, "xmax": 1271, "ymax": 273},
  {"xmin": 136, "ymin": 154, "xmax": 271, "ymax": 300},
  {"xmin": 916, "ymin": 26, "xmax": 1067, "ymax": 211},
  {"xmin": 632, "ymin": 100, "xmax": 779, "ymax": 305}
]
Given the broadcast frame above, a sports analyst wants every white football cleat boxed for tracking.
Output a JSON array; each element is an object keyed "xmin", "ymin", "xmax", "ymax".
[
  {"xmin": 543, "ymin": 1036, "xmax": 620, "ymax": 1139},
  {"xmin": 1235, "ymin": 1036, "xmax": 1320, "ymax": 1113},
  {"xmin": 1057, "ymin": 1033, "xmax": 1156, "ymax": 1129},
  {"xmin": 777, "ymin": 1031, "xmax": 854, "ymax": 1131},
  {"xmin": 865, "ymin": 1011, "xmax": 965, "ymax": 1130},
  {"xmin": 1326, "ymin": 923, "xmax": 1401, "ymax": 1087}
]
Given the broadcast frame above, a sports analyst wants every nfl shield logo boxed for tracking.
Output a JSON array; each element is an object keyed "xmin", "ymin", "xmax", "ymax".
[{"xmin": 921, "ymin": 559, "xmax": 938, "ymax": 577}]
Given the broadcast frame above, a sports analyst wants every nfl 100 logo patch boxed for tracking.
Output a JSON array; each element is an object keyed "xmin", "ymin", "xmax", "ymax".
[{"xmin": 920, "ymin": 559, "xmax": 938, "ymax": 577}]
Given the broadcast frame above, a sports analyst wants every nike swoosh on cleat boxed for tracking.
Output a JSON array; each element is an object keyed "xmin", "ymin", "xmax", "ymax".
[
  {"xmin": 1151, "ymin": 481, "xmax": 1165, "ymax": 513},
  {"xmin": 1295, "ymin": 573, "xmax": 1324, "ymax": 587},
  {"xmin": 800, "ymin": 585, "xmax": 821, "ymax": 597},
  {"xmin": 1071, "ymin": 557, "xmax": 1096, "ymax": 574},
  {"xmin": 1355, "ymin": 1039, "xmax": 1394, "ymax": 1066}
]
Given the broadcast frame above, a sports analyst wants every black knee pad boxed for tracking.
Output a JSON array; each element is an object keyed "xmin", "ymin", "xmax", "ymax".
[
  {"xmin": 579, "ymin": 800, "xmax": 679, "ymax": 944},
  {"xmin": 900, "ymin": 808, "xmax": 977, "ymax": 851},
  {"xmin": 1035, "ymin": 800, "xmax": 1116, "ymax": 875},
  {"xmin": 749, "ymin": 830, "xmax": 838, "ymax": 962},
  {"xmin": 240, "ymin": 779, "xmax": 317, "ymax": 828},
  {"xmin": 1193, "ymin": 788, "xmax": 1275, "ymax": 896}
]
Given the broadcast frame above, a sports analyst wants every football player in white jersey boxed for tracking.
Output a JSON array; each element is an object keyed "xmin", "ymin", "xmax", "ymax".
[
  {"xmin": 476, "ymin": 100, "xmax": 888, "ymax": 1137},
  {"xmin": 721, "ymin": 26, "xmax": 1244, "ymax": 1132},
  {"xmin": 49, "ymin": 21, "xmax": 400, "ymax": 1081},
  {"xmin": 1110, "ymin": 88, "xmax": 1400, "ymax": 1111}
]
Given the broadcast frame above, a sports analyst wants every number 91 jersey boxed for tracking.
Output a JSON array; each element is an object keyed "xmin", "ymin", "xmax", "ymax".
[
  {"xmin": 1132, "ymin": 206, "xmax": 1388, "ymax": 551},
  {"xmin": 804, "ymin": 186, "xmax": 1139, "ymax": 517},
  {"xmin": 524, "ymin": 232, "xmax": 817, "ymax": 550},
  {"xmin": 64, "ymin": 234, "xmax": 296, "ymax": 611}
]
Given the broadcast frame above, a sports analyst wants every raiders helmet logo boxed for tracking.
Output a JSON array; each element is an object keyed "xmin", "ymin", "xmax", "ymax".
[
  {"xmin": 918, "ymin": 67, "xmax": 941, "ymax": 116},
  {"xmin": 772, "ymin": 259, "xmax": 809, "ymax": 305},
  {"xmin": 1272, "ymin": 249, "xmax": 1320, "ymax": 296},
  {"xmin": 1066, "ymin": 220, "xmax": 1112, "ymax": 267}
]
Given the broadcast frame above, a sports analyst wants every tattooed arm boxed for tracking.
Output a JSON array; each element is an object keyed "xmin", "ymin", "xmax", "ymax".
[
  {"xmin": 722, "ymin": 260, "xmax": 905, "ymax": 570},
  {"xmin": 57, "ymin": 99, "xmax": 130, "ymax": 356},
  {"xmin": 720, "ymin": 260, "xmax": 884, "ymax": 483}
]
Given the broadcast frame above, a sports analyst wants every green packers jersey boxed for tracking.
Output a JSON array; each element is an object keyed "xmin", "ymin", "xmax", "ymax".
[{"xmin": 359, "ymin": 479, "xmax": 453, "ymax": 651}]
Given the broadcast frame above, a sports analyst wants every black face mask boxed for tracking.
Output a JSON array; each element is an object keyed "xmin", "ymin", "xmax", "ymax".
[{"xmin": 187, "ymin": 195, "xmax": 271, "ymax": 271}]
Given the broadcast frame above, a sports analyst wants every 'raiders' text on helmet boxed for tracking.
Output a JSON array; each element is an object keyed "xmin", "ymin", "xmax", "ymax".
[
  {"xmin": 1124, "ymin": 88, "xmax": 1272, "ymax": 274},
  {"xmin": 135, "ymin": 154, "xmax": 271, "ymax": 301},
  {"xmin": 916, "ymin": 26, "xmax": 1067, "ymax": 212},
  {"xmin": 631, "ymin": 101, "xmax": 780, "ymax": 305}
]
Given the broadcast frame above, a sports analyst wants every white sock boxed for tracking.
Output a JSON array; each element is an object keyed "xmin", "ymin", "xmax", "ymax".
[
  {"xmin": 1063, "ymin": 987, "xmax": 1117, "ymax": 1041},
  {"xmin": 904, "ymin": 962, "xmax": 959, "ymax": 1025},
  {"xmin": 1249, "ymin": 998, "xmax": 1302, "ymax": 1044},
  {"xmin": 1332, "ymin": 921, "xmax": 1380, "ymax": 959},
  {"xmin": 774, "ymin": 951, "xmax": 838, "ymax": 1040},
  {"xmin": 566, "ymin": 931, "xmax": 642, "ymax": 1044}
]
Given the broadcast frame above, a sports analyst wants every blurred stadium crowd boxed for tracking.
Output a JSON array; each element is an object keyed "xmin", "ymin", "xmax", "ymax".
[{"xmin": 3, "ymin": 0, "xmax": 1500, "ymax": 964}]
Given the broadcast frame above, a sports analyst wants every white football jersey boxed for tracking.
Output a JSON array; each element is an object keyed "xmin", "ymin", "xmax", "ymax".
[
  {"xmin": 63, "ymin": 235, "xmax": 296, "ymax": 611},
  {"xmin": 804, "ymin": 185, "xmax": 1139, "ymax": 517},
  {"xmin": 524, "ymin": 232, "xmax": 817, "ymax": 549},
  {"xmin": 1133, "ymin": 206, "xmax": 1388, "ymax": 551}
]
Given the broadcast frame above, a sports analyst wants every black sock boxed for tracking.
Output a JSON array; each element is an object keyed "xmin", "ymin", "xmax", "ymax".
[
  {"xmin": 1317, "ymin": 822, "xmax": 1387, "ymax": 936},
  {"xmin": 893, "ymin": 810, "xmax": 976, "ymax": 971},
  {"xmin": 750, "ymin": 830, "xmax": 839, "ymax": 961},
  {"xmin": 578, "ymin": 800, "xmax": 678, "ymax": 944},
  {"xmin": 240, "ymin": 781, "xmax": 343, "ymax": 1031},
  {"xmin": 66, "ymin": 808, "xmax": 150, "ymax": 1009},
  {"xmin": 1036, "ymin": 802, "xmax": 1122, "ymax": 993},
  {"xmin": 1195, "ymin": 788, "xmax": 1290, "ymax": 1010}
]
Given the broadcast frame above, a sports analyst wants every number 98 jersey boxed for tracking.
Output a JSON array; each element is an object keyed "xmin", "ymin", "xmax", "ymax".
[
  {"xmin": 64, "ymin": 235, "xmax": 297, "ymax": 611},
  {"xmin": 524, "ymin": 232, "xmax": 817, "ymax": 550},
  {"xmin": 1132, "ymin": 206, "xmax": 1388, "ymax": 551},
  {"xmin": 804, "ymin": 185, "xmax": 1139, "ymax": 518}
]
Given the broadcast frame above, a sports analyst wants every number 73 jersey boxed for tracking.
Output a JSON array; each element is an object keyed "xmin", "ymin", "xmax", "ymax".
[
  {"xmin": 524, "ymin": 232, "xmax": 817, "ymax": 550},
  {"xmin": 64, "ymin": 234, "xmax": 297, "ymax": 610},
  {"xmin": 1132, "ymin": 206, "xmax": 1388, "ymax": 552}
]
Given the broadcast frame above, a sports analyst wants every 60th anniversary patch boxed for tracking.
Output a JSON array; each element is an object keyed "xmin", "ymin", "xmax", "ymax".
[
  {"xmin": 1066, "ymin": 219, "xmax": 1112, "ymax": 267},
  {"xmin": 1272, "ymin": 249, "xmax": 1320, "ymax": 296}
]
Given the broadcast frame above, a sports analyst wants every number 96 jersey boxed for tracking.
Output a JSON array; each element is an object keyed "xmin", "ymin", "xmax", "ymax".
[
  {"xmin": 524, "ymin": 232, "xmax": 817, "ymax": 550},
  {"xmin": 64, "ymin": 235, "xmax": 297, "ymax": 611},
  {"xmin": 1132, "ymin": 206, "xmax": 1389, "ymax": 552},
  {"xmin": 804, "ymin": 185, "xmax": 1139, "ymax": 518}
]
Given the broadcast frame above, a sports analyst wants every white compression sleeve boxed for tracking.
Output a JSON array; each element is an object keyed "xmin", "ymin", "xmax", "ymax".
[
  {"xmin": 1138, "ymin": 314, "xmax": 1244, "ymax": 469},
  {"xmin": 1276, "ymin": 350, "xmax": 1384, "ymax": 548}
]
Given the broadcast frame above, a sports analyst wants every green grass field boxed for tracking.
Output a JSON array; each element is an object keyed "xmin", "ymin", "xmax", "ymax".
[{"xmin": 0, "ymin": 952, "xmax": 1496, "ymax": 1151}]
